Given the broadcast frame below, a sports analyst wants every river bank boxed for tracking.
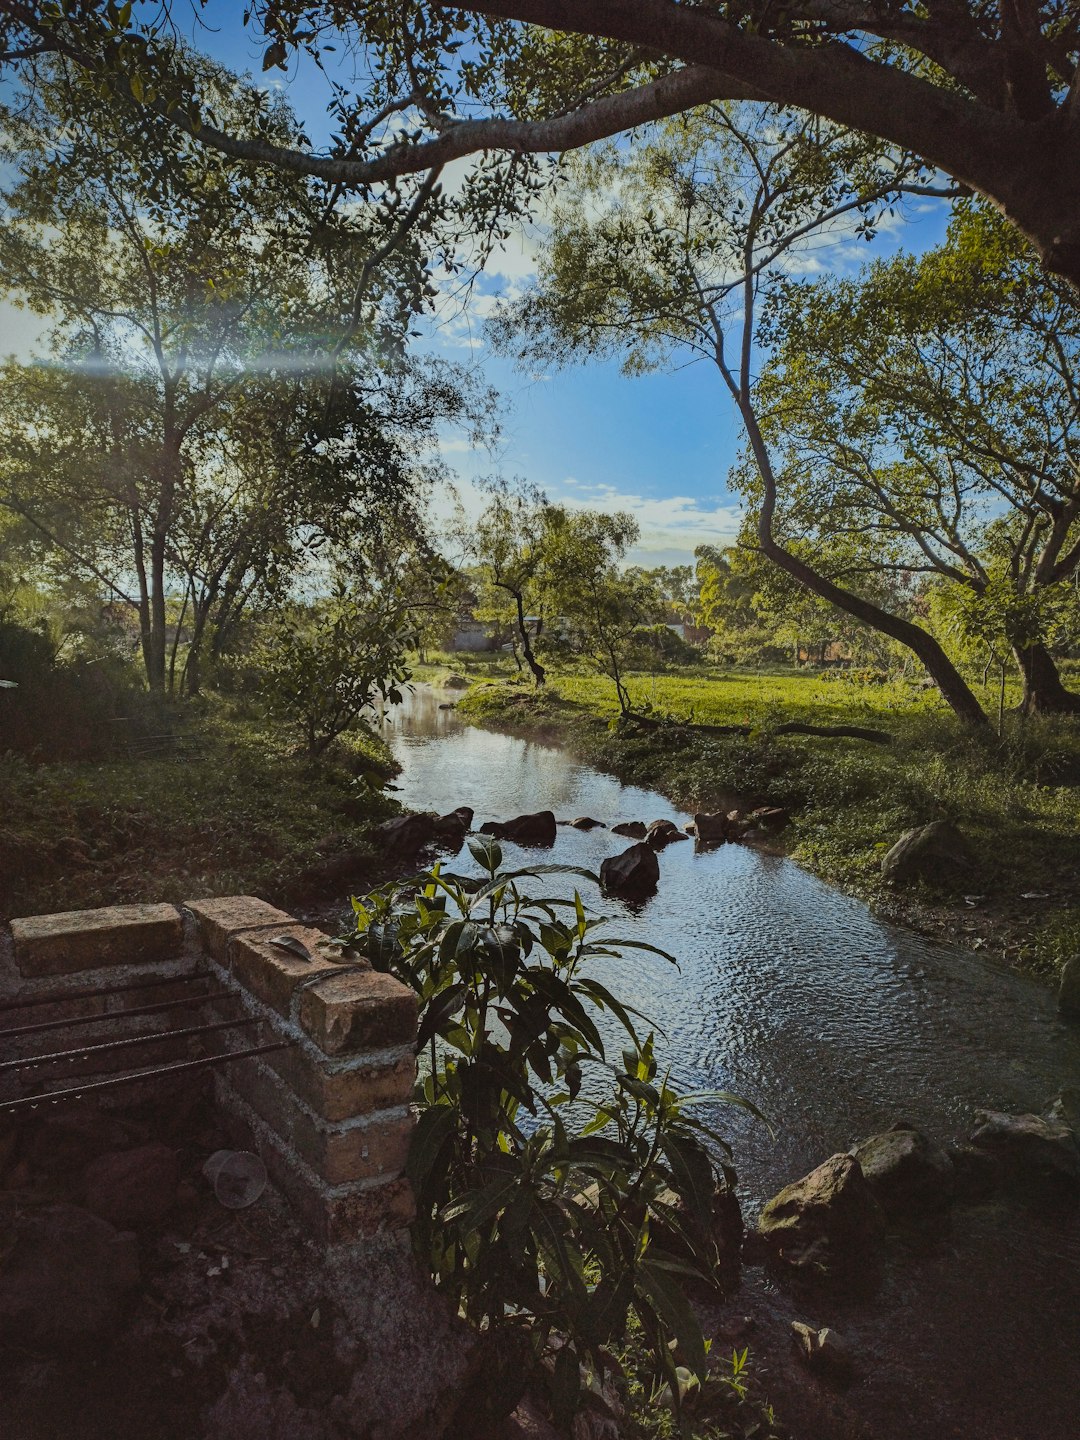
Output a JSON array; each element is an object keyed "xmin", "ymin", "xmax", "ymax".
[{"xmin": 453, "ymin": 668, "xmax": 1080, "ymax": 984}]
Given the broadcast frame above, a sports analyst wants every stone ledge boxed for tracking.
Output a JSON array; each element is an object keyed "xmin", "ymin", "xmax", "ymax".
[
  {"xmin": 298, "ymin": 970, "xmax": 418, "ymax": 1056},
  {"xmin": 226, "ymin": 926, "xmax": 345, "ymax": 1018},
  {"xmin": 10, "ymin": 903, "xmax": 183, "ymax": 978},
  {"xmin": 184, "ymin": 895, "xmax": 292, "ymax": 963}
]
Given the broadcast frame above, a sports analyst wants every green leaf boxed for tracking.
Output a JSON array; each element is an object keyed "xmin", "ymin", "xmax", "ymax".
[
  {"xmin": 635, "ymin": 1257, "xmax": 708, "ymax": 1378},
  {"xmin": 659, "ymin": 1133, "xmax": 716, "ymax": 1237},
  {"xmin": 406, "ymin": 1104, "xmax": 456, "ymax": 1191}
]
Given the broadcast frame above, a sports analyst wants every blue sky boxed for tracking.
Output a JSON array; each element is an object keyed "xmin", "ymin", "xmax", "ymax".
[{"xmin": 0, "ymin": 9, "xmax": 953, "ymax": 565}]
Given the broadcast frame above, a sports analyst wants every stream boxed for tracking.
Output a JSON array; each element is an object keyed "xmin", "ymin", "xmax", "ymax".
[{"xmin": 361, "ymin": 684, "xmax": 1080, "ymax": 1439}]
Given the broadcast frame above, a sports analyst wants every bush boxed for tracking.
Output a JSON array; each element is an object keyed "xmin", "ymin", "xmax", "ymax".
[
  {"xmin": 633, "ymin": 625, "xmax": 704, "ymax": 668},
  {"xmin": 0, "ymin": 619, "xmax": 143, "ymax": 761},
  {"xmin": 347, "ymin": 840, "xmax": 754, "ymax": 1431}
]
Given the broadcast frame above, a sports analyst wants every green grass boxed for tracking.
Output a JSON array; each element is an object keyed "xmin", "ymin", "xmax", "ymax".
[
  {"xmin": 0, "ymin": 696, "xmax": 401, "ymax": 919},
  {"xmin": 459, "ymin": 663, "xmax": 1080, "ymax": 979}
]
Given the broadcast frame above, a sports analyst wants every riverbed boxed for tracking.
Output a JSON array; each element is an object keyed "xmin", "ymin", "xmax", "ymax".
[{"xmin": 363, "ymin": 685, "xmax": 1080, "ymax": 1439}]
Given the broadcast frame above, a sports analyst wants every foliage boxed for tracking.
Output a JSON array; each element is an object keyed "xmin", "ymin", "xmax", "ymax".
[
  {"xmin": 0, "ymin": 697, "xmax": 399, "ymax": 919},
  {"xmin": 758, "ymin": 200, "xmax": 1080, "ymax": 711},
  {"xmin": 0, "ymin": 52, "xmax": 491, "ymax": 694},
  {"xmin": 256, "ymin": 582, "xmax": 416, "ymax": 756},
  {"xmin": 348, "ymin": 839, "xmax": 748, "ymax": 1429},
  {"xmin": 492, "ymin": 102, "xmax": 994, "ymax": 728}
]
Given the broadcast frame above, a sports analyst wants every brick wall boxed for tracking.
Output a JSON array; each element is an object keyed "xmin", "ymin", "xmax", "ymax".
[{"xmin": 4, "ymin": 895, "xmax": 421, "ymax": 1248}]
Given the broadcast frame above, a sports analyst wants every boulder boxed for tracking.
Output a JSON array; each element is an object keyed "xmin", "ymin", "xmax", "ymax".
[
  {"xmin": 376, "ymin": 813, "xmax": 437, "ymax": 854},
  {"xmin": 748, "ymin": 806, "xmax": 789, "ymax": 829},
  {"xmin": 569, "ymin": 817, "xmax": 606, "ymax": 830},
  {"xmin": 433, "ymin": 806, "xmax": 474, "ymax": 843},
  {"xmin": 881, "ymin": 819, "xmax": 974, "ymax": 884},
  {"xmin": 1058, "ymin": 956, "xmax": 1080, "ymax": 1017},
  {"xmin": 758, "ymin": 1153, "xmax": 885, "ymax": 1279},
  {"xmin": 0, "ymin": 1204, "xmax": 140, "ymax": 1349},
  {"xmin": 969, "ymin": 1110, "xmax": 1080, "ymax": 1191},
  {"xmin": 479, "ymin": 810, "xmax": 558, "ymax": 846},
  {"xmin": 611, "ymin": 821, "xmax": 647, "ymax": 839},
  {"xmin": 25, "ymin": 1107, "xmax": 134, "ymax": 1175},
  {"xmin": 851, "ymin": 1125, "xmax": 954, "ymax": 1221},
  {"xmin": 693, "ymin": 811, "xmax": 733, "ymax": 845},
  {"xmin": 646, "ymin": 819, "xmax": 688, "ymax": 849},
  {"xmin": 1044, "ymin": 1085, "xmax": 1080, "ymax": 1134},
  {"xmin": 656, "ymin": 1180, "xmax": 744, "ymax": 1280},
  {"xmin": 791, "ymin": 1322, "xmax": 854, "ymax": 1386},
  {"xmin": 945, "ymin": 1141, "xmax": 1002, "ymax": 1203},
  {"xmin": 600, "ymin": 843, "xmax": 660, "ymax": 900},
  {"xmin": 83, "ymin": 1143, "xmax": 180, "ymax": 1229}
]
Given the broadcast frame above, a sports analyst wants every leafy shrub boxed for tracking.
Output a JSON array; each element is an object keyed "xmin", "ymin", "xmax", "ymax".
[
  {"xmin": 347, "ymin": 839, "xmax": 751, "ymax": 1431},
  {"xmin": 633, "ymin": 625, "xmax": 704, "ymax": 668}
]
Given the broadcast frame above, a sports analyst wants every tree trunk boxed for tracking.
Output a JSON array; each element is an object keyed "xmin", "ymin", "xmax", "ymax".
[
  {"xmin": 1012, "ymin": 639, "xmax": 1080, "ymax": 714},
  {"xmin": 510, "ymin": 588, "xmax": 545, "ymax": 686}
]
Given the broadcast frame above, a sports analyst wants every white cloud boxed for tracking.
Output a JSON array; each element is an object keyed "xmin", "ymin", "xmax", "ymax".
[{"xmin": 552, "ymin": 479, "xmax": 741, "ymax": 563}]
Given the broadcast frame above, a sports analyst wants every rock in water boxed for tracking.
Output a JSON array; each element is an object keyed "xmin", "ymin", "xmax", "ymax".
[
  {"xmin": 880, "ymin": 819, "xmax": 974, "ymax": 884},
  {"xmin": 375, "ymin": 813, "xmax": 437, "ymax": 853},
  {"xmin": 0, "ymin": 1204, "xmax": 140, "ymax": 1348},
  {"xmin": 600, "ymin": 843, "xmax": 660, "ymax": 899},
  {"xmin": 569, "ymin": 816, "xmax": 606, "ymax": 830},
  {"xmin": 758, "ymin": 1153, "xmax": 885, "ymax": 1280},
  {"xmin": 791, "ymin": 1322, "xmax": 854, "ymax": 1385},
  {"xmin": 693, "ymin": 811, "xmax": 732, "ymax": 845},
  {"xmin": 611, "ymin": 821, "xmax": 647, "ymax": 839},
  {"xmin": 479, "ymin": 810, "xmax": 557, "ymax": 845},
  {"xmin": 851, "ymin": 1125, "xmax": 954, "ymax": 1222},
  {"xmin": 646, "ymin": 818, "xmax": 688, "ymax": 849},
  {"xmin": 433, "ymin": 806, "xmax": 474, "ymax": 843},
  {"xmin": 969, "ymin": 1110, "xmax": 1080, "ymax": 1192}
]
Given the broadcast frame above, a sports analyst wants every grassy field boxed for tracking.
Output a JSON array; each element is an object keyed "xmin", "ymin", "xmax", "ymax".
[
  {"xmin": 442, "ymin": 654, "xmax": 1080, "ymax": 980},
  {"xmin": 0, "ymin": 697, "xmax": 401, "ymax": 920}
]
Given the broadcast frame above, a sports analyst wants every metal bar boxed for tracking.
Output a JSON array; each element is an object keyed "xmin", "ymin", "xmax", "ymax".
[
  {"xmin": 0, "ymin": 988, "xmax": 235, "ymax": 1041},
  {"xmin": 0, "ymin": 1015, "xmax": 262, "ymax": 1074},
  {"xmin": 0, "ymin": 971, "xmax": 207, "ymax": 1015},
  {"xmin": 0, "ymin": 1039, "xmax": 294, "ymax": 1116}
]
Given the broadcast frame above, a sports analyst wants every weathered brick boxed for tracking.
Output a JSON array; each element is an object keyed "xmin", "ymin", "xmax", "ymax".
[
  {"xmin": 216, "ymin": 1079, "xmax": 415, "ymax": 1243},
  {"xmin": 10, "ymin": 904, "xmax": 182, "ymax": 978},
  {"xmin": 184, "ymin": 895, "xmax": 293, "ymax": 963},
  {"xmin": 264, "ymin": 1044, "xmax": 416, "ymax": 1123},
  {"xmin": 227, "ymin": 926, "xmax": 342, "ymax": 1018},
  {"xmin": 227, "ymin": 1055, "xmax": 414, "ymax": 1185},
  {"xmin": 298, "ymin": 971, "xmax": 418, "ymax": 1056}
]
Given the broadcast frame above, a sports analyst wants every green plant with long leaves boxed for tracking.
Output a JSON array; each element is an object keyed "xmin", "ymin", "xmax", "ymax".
[{"xmin": 347, "ymin": 837, "xmax": 757, "ymax": 1432}]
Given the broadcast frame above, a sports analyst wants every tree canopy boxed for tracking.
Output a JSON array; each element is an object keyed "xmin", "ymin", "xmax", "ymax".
[{"xmin": 3, "ymin": 2, "xmax": 1080, "ymax": 290}]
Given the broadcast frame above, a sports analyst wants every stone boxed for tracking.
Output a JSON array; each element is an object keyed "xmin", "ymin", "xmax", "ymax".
[
  {"xmin": 1057, "ymin": 957, "xmax": 1080, "ymax": 1017},
  {"xmin": 11, "ymin": 902, "xmax": 183, "ymax": 978},
  {"xmin": 264, "ymin": 1044, "xmax": 416, "ymax": 1124},
  {"xmin": 25, "ymin": 1107, "xmax": 134, "ymax": 1174},
  {"xmin": 479, "ymin": 810, "xmax": 557, "ymax": 846},
  {"xmin": 227, "ymin": 926, "xmax": 345, "ymax": 1018},
  {"xmin": 611, "ymin": 821, "xmax": 647, "ymax": 839},
  {"xmin": 851, "ymin": 1125, "xmax": 954, "ymax": 1221},
  {"xmin": 298, "ymin": 969, "xmax": 419, "ymax": 1056},
  {"xmin": 186, "ymin": 895, "xmax": 293, "ymax": 963},
  {"xmin": 880, "ymin": 819, "xmax": 974, "ymax": 885},
  {"xmin": 945, "ymin": 1141, "xmax": 1002, "ymax": 1202},
  {"xmin": 433, "ymin": 806, "xmax": 474, "ymax": 842},
  {"xmin": 969, "ymin": 1109, "xmax": 1080, "ymax": 1191},
  {"xmin": 791, "ymin": 1322, "xmax": 854, "ymax": 1385},
  {"xmin": 693, "ymin": 812, "xmax": 732, "ymax": 845},
  {"xmin": 1044, "ymin": 1085, "xmax": 1080, "ymax": 1134},
  {"xmin": 599, "ymin": 843, "xmax": 660, "ymax": 900},
  {"xmin": 375, "ymin": 813, "xmax": 437, "ymax": 853},
  {"xmin": 647, "ymin": 826, "xmax": 688, "ymax": 849},
  {"xmin": 758, "ymin": 1153, "xmax": 885, "ymax": 1278},
  {"xmin": 569, "ymin": 816, "xmax": 606, "ymax": 830},
  {"xmin": 83, "ymin": 1143, "xmax": 180, "ymax": 1228},
  {"xmin": 0, "ymin": 1204, "xmax": 140, "ymax": 1348},
  {"xmin": 749, "ymin": 806, "xmax": 789, "ymax": 829}
]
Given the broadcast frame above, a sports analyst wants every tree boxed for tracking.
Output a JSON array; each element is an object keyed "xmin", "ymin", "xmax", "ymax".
[
  {"xmin": 542, "ymin": 507, "xmax": 658, "ymax": 715},
  {"xmin": 760, "ymin": 201, "xmax": 1080, "ymax": 712},
  {"xmin": 6, "ymin": 2, "xmax": 1080, "ymax": 291},
  {"xmin": 493, "ymin": 104, "xmax": 993, "ymax": 726},
  {"xmin": 0, "ymin": 55, "xmax": 487, "ymax": 693},
  {"xmin": 257, "ymin": 578, "xmax": 416, "ymax": 756},
  {"xmin": 470, "ymin": 481, "xmax": 550, "ymax": 686}
]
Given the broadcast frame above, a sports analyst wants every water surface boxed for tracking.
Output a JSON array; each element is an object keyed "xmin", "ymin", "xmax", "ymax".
[{"xmin": 369, "ymin": 685, "xmax": 1080, "ymax": 1439}]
